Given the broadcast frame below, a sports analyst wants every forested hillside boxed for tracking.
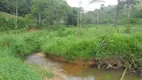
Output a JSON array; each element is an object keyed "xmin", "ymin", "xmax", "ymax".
[
  {"xmin": 0, "ymin": 0, "xmax": 142, "ymax": 30},
  {"xmin": 0, "ymin": 0, "xmax": 142, "ymax": 80}
]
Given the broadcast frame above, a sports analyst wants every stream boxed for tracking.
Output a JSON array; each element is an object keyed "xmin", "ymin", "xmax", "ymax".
[{"xmin": 25, "ymin": 53, "xmax": 142, "ymax": 80}]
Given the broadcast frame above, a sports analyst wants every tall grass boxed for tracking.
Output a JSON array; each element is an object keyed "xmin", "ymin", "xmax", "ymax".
[
  {"xmin": 0, "ymin": 47, "xmax": 49, "ymax": 80},
  {"xmin": 0, "ymin": 31, "xmax": 52, "ymax": 80},
  {"xmin": 0, "ymin": 25, "xmax": 142, "ymax": 79}
]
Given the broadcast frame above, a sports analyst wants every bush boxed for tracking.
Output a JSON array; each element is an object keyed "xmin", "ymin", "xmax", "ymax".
[
  {"xmin": 0, "ymin": 16, "xmax": 29, "ymax": 31},
  {"xmin": 119, "ymin": 18, "xmax": 142, "ymax": 25},
  {"xmin": 0, "ymin": 26, "xmax": 142, "ymax": 72},
  {"xmin": 66, "ymin": 40, "xmax": 96, "ymax": 60}
]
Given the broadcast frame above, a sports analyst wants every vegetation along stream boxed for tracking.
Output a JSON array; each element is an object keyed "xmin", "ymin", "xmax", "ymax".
[
  {"xmin": 1, "ymin": 0, "xmax": 142, "ymax": 80},
  {"xmin": 25, "ymin": 53, "xmax": 142, "ymax": 80}
]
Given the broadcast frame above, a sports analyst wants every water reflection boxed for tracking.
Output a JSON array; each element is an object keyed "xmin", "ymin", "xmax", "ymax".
[{"xmin": 25, "ymin": 53, "xmax": 142, "ymax": 80}]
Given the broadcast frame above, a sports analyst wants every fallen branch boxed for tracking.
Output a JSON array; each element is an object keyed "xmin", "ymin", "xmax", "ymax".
[{"xmin": 120, "ymin": 60, "xmax": 134, "ymax": 80}]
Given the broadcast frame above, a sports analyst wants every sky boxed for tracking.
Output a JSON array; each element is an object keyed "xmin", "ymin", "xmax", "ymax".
[{"xmin": 66, "ymin": 0, "xmax": 118, "ymax": 11}]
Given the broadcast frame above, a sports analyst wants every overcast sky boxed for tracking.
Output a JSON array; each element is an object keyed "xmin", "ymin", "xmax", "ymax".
[{"xmin": 66, "ymin": 0, "xmax": 117, "ymax": 11}]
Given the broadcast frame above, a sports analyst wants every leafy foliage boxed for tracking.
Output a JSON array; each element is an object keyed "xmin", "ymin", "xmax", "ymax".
[
  {"xmin": 1, "ymin": 26, "xmax": 141, "ymax": 66},
  {"xmin": 0, "ymin": 11, "xmax": 29, "ymax": 31}
]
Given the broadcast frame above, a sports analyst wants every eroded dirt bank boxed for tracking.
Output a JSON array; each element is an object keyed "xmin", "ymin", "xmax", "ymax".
[{"xmin": 25, "ymin": 53, "xmax": 142, "ymax": 80}]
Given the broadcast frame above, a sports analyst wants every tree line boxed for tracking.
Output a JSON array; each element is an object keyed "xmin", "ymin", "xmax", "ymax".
[{"xmin": 0, "ymin": 0, "xmax": 142, "ymax": 29}]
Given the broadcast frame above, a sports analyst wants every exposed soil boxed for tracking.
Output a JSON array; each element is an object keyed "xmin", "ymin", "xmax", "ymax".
[
  {"xmin": 25, "ymin": 53, "xmax": 142, "ymax": 80},
  {"xmin": 46, "ymin": 55, "xmax": 96, "ymax": 67},
  {"xmin": 45, "ymin": 54, "xmax": 142, "ymax": 77},
  {"xmin": 46, "ymin": 55, "xmax": 123, "ymax": 69},
  {"xmin": 28, "ymin": 27, "xmax": 39, "ymax": 32}
]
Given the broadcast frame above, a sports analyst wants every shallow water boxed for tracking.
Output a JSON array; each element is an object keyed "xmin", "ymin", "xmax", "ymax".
[{"xmin": 25, "ymin": 53, "xmax": 142, "ymax": 80}]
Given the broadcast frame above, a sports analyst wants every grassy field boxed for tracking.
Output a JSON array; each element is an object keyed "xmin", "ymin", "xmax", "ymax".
[
  {"xmin": 0, "ymin": 11, "xmax": 16, "ymax": 18},
  {"xmin": 0, "ymin": 25, "xmax": 142, "ymax": 79}
]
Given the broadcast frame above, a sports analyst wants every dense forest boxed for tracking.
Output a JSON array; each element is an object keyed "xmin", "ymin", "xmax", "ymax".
[
  {"xmin": 0, "ymin": 0, "xmax": 142, "ymax": 80},
  {"xmin": 0, "ymin": 0, "xmax": 142, "ymax": 30}
]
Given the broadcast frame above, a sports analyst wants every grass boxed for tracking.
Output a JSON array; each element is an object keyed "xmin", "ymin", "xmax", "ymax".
[
  {"xmin": 0, "ymin": 25, "xmax": 142, "ymax": 79},
  {"xmin": 0, "ymin": 11, "xmax": 15, "ymax": 19},
  {"xmin": 0, "ymin": 31, "xmax": 53, "ymax": 80},
  {"xmin": 0, "ymin": 47, "xmax": 52, "ymax": 80},
  {"xmin": 0, "ymin": 11, "xmax": 22, "ymax": 19}
]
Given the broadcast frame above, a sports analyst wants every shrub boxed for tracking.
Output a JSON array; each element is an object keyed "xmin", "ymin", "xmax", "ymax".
[
  {"xmin": 67, "ymin": 40, "xmax": 97, "ymax": 60},
  {"xmin": 0, "ymin": 26, "xmax": 142, "ymax": 72},
  {"xmin": 0, "ymin": 16, "xmax": 29, "ymax": 31}
]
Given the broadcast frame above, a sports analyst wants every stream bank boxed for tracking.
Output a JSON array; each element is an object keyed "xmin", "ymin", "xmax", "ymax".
[{"xmin": 25, "ymin": 53, "xmax": 142, "ymax": 80}]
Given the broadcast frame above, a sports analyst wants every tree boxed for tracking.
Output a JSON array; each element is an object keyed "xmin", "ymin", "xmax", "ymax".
[
  {"xmin": 115, "ymin": 0, "xmax": 128, "ymax": 26},
  {"xmin": 94, "ymin": 9, "xmax": 100, "ymax": 25},
  {"xmin": 0, "ymin": 0, "xmax": 32, "ymax": 16},
  {"xmin": 100, "ymin": 4, "xmax": 105, "ymax": 10},
  {"xmin": 77, "ymin": 0, "xmax": 83, "ymax": 34},
  {"xmin": 95, "ymin": 4, "xmax": 104, "ymax": 25},
  {"xmin": 31, "ymin": 0, "xmax": 71, "ymax": 26},
  {"xmin": 48, "ymin": 0, "xmax": 70, "ymax": 25},
  {"xmin": 115, "ymin": 0, "xmax": 121, "ymax": 27},
  {"xmin": 65, "ymin": 7, "xmax": 78, "ymax": 26},
  {"xmin": 31, "ymin": 0, "xmax": 48, "ymax": 26},
  {"xmin": 0, "ymin": 0, "xmax": 32, "ymax": 28},
  {"xmin": 90, "ymin": 0, "xmax": 104, "ymax": 25},
  {"xmin": 99, "ymin": 5, "xmax": 116, "ymax": 24},
  {"xmin": 114, "ymin": 0, "xmax": 139, "ymax": 26},
  {"xmin": 15, "ymin": 0, "xmax": 18, "ymax": 28},
  {"xmin": 125, "ymin": 0, "xmax": 139, "ymax": 19},
  {"xmin": 83, "ymin": 11, "xmax": 96, "ymax": 25}
]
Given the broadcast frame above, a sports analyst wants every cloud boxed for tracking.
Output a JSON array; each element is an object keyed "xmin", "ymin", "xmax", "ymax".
[{"xmin": 66, "ymin": 0, "xmax": 117, "ymax": 11}]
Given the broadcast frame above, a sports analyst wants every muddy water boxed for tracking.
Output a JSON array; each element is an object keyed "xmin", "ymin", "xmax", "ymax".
[{"xmin": 25, "ymin": 53, "xmax": 142, "ymax": 80}]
